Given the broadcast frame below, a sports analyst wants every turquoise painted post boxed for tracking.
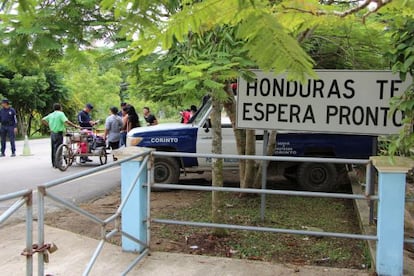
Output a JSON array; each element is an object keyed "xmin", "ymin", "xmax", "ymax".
[
  {"xmin": 377, "ymin": 171, "xmax": 405, "ymax": 275},
  {"xmin": 119, "ymin": 148, "xmax": 149, "ymax": 252},
  {"xmin": 371, "ymin": 157, "xmax": 414, "ymax": 276}
]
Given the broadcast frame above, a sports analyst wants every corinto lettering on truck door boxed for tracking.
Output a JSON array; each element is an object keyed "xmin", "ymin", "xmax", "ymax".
[
  {"xmin": 236, "ymin": 70, "xmax": 413, "ymax": 135},
  {"xmin": 150, "ymin": 137, "xmax": 179, "ymax": 143}
]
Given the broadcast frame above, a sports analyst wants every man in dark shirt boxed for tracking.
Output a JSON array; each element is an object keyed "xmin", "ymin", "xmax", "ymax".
[
  {"xmin": 78, "ymin": 103, "xmax": 97, "ymax": 128},
  {"xmin": 143, "ymin": 106, "xmax": 158, "ymax": 126},
  {"xmin": 0, "ymin": 99, "xmax": 17, "ymax": 157},
  {"xmin": 77, "ymin": 103, "xmax": 96, "ymax": 163}
]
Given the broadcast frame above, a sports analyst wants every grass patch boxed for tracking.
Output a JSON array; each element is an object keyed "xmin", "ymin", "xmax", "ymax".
[{"xmin": 153, "ymin": 192, "xmax": 370, "ymax": 269}]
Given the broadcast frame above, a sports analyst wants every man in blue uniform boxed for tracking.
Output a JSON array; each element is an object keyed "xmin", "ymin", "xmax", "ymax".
[
  {"xmin": 78, "ymin": 103, "xmax": 97, "ymax": 128},
  {"xmin": 0, "ymin": 99, "xmax": 17, "ymax": 157}
]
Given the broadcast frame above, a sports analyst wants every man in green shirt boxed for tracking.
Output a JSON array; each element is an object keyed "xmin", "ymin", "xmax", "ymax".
[{"xmin": 42, "ymin": 103, "xmax": 79, "ymax": 168}]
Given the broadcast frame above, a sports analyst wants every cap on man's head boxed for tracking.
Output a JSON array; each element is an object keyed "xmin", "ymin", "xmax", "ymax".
[
  {"xmin": 1, "ymin": 98, "xmax": 10, "ymax": 104},
  {"xmin": 86, "ymin": 103, "xmax": 94, "ymax": 109}
]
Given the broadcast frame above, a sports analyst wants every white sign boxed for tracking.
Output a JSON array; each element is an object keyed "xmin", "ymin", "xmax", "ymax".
[{"xmin": 236, "ymin": 70, "xmax": 413, "ymax": 135}]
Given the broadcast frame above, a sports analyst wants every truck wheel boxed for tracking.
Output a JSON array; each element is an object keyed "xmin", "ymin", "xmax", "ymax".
[
  {"xmin": 154, "ymin": 157, "xmax": 180, "ymax": 184},
  {"xmin": 297, "ymin": 162, "xmax": 337, "ymax": 192}
]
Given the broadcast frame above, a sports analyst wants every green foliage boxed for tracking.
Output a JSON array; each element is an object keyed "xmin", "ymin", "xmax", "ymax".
[
  {"xmin": 127, "ymin": 0, "xmax": 316, "ymax": 81},
  {"xmin": 198, "ymin": 29, "xmax": 254, "ymax": 93},
  {"xmin": 0, "ymin": 64, "xmax": 68, "ymax": 135},
  {"xmin": 386, "ymin": 16, "xmax": 414, "ymax": 157},
  {"xmin": 60, "ymin": 59, "xmax": 123, "ymax": 122},
  {"xmin": 236, "ymin": 11, "xmax": 315, "ymax": 80},
  {"xmin": 0, "ymin": 0, "xmax": 120, "ymax": 69},
  {"xmin": 302, "ymin": 21, "xmax": 389, "ymax": 70},
  {"xmin": 164, "ymin": 56, "xmax": 229, "ymax": 102},
  {"xmin": 130, "ymin": 25, "xmax": 254, "ymax": 110},
  {"xmin": 388, "ymin": 19, "xmax": 414, "ymax": 81},
  {"xmin": 387, "ymin": 84, "xmax": 414, "ymax": 157}
]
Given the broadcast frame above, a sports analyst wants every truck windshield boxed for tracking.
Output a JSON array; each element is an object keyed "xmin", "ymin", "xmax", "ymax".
[{"xmin": 191, "ymin": 98, "xmax": 212, "ymax": 126}]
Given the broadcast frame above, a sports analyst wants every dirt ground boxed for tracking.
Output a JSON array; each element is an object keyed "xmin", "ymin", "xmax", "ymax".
[
  {"xmin": 44, "ymin": 187, "xmax": 202, "ymax": 240},
  {"xmin": 43, "ymin": 170, "xmax": 241, "ymax": 246},
  {"xmin": 43, "ymin": 168, "xmax": 375, "ymax": 269}
]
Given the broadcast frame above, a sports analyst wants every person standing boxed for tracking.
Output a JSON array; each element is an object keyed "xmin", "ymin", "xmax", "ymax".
[
  {"xmin": 125, "ymin": 105, "xmax": 140, "ymax": 131},
  {"xmin": 119, "ymin": 106, "xmax": 129, "ymax": 147},
  {"xmin": 118, "ymin": 102, "xmax": 127, "ymax": 117},
  {"xmin": 180, "ymin": 109, "xmax": 191, "ymax": 124},
  {"xmin": 190, "ymin": 105, "xmax": 198, "ymax": 118},
  {"xmin": 143, "ymin": 106, "xmax": 158, "ymax": 126},
  {"xmin": 42, "ymin": 103, "xmax": 79, "ymax": 168},
  {"xmin": 78, "ymin": 103, "xmax": 96, "ymax": 128},
  {"xmin": 0, "ymin": 99, "xmax": 18, "ymax": 157},
  {"xmin": 104, "ymin": 106, "xmax": 123, "ymax": 152}
]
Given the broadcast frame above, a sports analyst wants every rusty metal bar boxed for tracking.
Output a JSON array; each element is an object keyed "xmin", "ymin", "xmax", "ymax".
[
  {"xmin": 37, "ymin": 187, "xmax": 45, "ymax": 275},
  {"xmin": 46, "ymin": 191, "xmax": 105, "ymax": 225},
  {"xmin": 153, "ymin": 151, "xmax": 370, "ymax": 165},
  {"xmin": 146, "ymin": 154, "xmax": 153, "ymax": 252},
  {"xmin": 40, "ymin": 150, "xmax": 150, "ymax": 189},
  {"xmin": 405, "ymin": 238, "xmax": 414, "ymax": 244},
  {"xmin": 25, "ymin": 192, "xmax": 33, "ymax": 276},
  {"xmin": 0, "ymin": 189, "xmax": 33, "ymax": 276},
  {"xmin": 104, "ymin": 213, "xmax": 118, "ymax": 225},
  {"xmin": 0, "ymin": 198, "xmax": 26, "ymax": 225},
  {"xmin": 120, "ymin": 230, "xmax": 148, "ymax": 248},
  {"xmin": 260, "ymin": 130, "xmax": 269, "ymax": 222},
  {"xmin": 83, "ymin": 239, "xmax": 105, "ymax": 276},
  {"xmin": 121, "ymin": 248, "xmax": 149, "ymax": 276},
  {"xmin": 35, "ymin": 150, "xmax": 152, "ymax": 275},
  {"xmin": 151, "ymin": 183, "xmax": 378, "ymax": 200},
  {"xmin": 152, "ymin": 218, "xmax": 377, "ymax": 241},
  {"xmin": 105, "ymin": 229, "xmax": 118, "ymax": 240},
  {"xmin": 0, "ymin": 189, "xmax": 31, "ymax": 201}
]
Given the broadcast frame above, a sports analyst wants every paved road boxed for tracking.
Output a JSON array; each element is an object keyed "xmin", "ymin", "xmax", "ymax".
[
  {"xmin": 0, "ymin": 138, "xmax": 120, "ymax": 211},
  {"xmin": 0, "ymin": 138, "xmax": 292, "ymax": 215}
]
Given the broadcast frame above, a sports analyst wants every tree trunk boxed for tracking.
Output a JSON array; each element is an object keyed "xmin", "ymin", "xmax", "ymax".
[
  {"xmin": 27, "ymin": 113, "xmax": 34, "ymax": 137},
  {"xmin": 211, "ymin": 95, "xmax": 226, "ymax": 236},
  {"xmin": 16, "ymin": 108, "xmax": 28, "ymax": 137},
  {"xmin": 223, "ymin": 84, "xmax": 247, "ymax": 188},
  {"xmin": 237, "ymin": 129, "xmax": 247, "ymax": 188},
  {"xmin": 242, "ymin": 129, "xmax": 256, "ymax": 189},
  {"xmin": 253, "ymin": 130, "xmax": 277, "ymax": 189}
]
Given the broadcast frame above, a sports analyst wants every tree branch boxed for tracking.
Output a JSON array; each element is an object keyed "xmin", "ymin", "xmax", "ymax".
[{"xmin": 282, "ymin": 0, "xmax": 393, "ymax": 21}]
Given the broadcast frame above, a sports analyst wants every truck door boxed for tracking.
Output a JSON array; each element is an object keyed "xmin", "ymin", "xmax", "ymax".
[{"xmin": 196, "ymin": 116, "xmax": 239, "ymax": 168}]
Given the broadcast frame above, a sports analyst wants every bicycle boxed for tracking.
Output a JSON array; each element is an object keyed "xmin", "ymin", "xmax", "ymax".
[{"xmin": 55, "ymin": 128, "xmax": 108, "ymax": 171}]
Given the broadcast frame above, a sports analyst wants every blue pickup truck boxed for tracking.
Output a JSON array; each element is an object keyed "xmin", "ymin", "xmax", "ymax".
[{"xmin": 127, "ymin": 99, "xmax": 375, "ymax": 191}]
